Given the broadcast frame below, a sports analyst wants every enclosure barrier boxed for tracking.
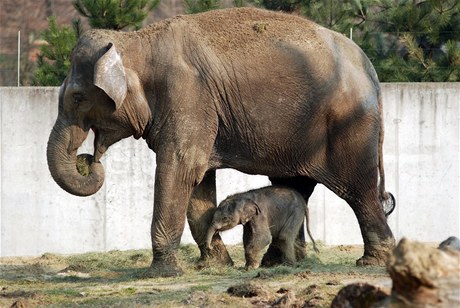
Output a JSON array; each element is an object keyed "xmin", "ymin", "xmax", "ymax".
[{"xmin": 0, "ymin": 83, "xmax": 458, "ymax": 257}]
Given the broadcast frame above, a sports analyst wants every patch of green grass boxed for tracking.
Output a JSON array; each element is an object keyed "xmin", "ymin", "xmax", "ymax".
[
  {"xmin": 45, "ymin": 288, "xmax": 82, "ymax": 297},
  {"xmin": 190, "ymin": 284, "xmax": 212, "ymax": 292},
  {"xmin": 120, "ymin": 287, "xmax": 137, "ymax": 295},
  {"xmin": 197, "ymin": 264, "xmax": 243, "ymax": 276},
  {"xmin": 64, "ymin": 249, "xmax": 152, "ymax": 272},
  {"xmin": 53, "ymin": 276, "xmax": 90, "ymax": 283}
]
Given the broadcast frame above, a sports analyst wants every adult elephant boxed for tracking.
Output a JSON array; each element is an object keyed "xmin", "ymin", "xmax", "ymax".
[{"xmin": 47, "ymin": 7, "xmax": 395, "ymax": 277}]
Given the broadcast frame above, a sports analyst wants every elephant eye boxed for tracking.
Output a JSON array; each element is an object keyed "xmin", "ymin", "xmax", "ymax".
[{"xmin": 73, "ymin": 93, "xmax": 85, "ymax": 104}]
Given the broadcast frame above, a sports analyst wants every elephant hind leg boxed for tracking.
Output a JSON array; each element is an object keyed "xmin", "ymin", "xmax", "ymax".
[
  {"xmin": 260, "ymin": 238, "xmax": 296, "ymax": 267},
  {"xmin": 319, "ymin": 174, "xmax": 394, "ymax": 265},
  {"xmin": 277, "ymin": 234, "xmax": 297, "ymax": 266},
  {"xmin": 319, "ymin": 135, "xmax": 395, "ymax": 266},
  {"xmin": 350, "ymin": 194, "xmax": 395, "ymax": 266},
  {"xmin": 261, "ymin": 240, "xmax": 283, "ymax": 267},
  {"xmin": 187, "ymin": 170, "xmax": 233, "ymax": 267},
  {"xmin": 268, "ymin": 176, "xmax": 318, "ymax": 261}
]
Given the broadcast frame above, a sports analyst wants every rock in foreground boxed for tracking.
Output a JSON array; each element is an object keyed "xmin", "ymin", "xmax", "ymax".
[
  {"xmin": 388, "ymin": 238, "xmax": 460, "ymax": 307},
  {"xmin": 332, "ymin": 238, "xmax": 460, "ymax": 307}
]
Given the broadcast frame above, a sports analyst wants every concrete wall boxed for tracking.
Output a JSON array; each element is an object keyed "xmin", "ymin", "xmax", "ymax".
[{"xmin": 0, "ymin": 84, "xmax": 459, "ymax": 257}]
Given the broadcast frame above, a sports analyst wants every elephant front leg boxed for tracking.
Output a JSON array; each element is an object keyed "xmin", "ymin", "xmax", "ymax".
[
  {"xmin": 144, "ymin": 163, "xmax": 196, "ymax": 277},
  {"xmin": 187, "ymin": 170, "xmax": 233, "ymax": 267},
  {"xmin": 244, "ymin": 251, "xmax": 261, "ymax": 270},
  {"xmin": 244, "ymin": 223, "xmax": 271, "ymax": 270}
]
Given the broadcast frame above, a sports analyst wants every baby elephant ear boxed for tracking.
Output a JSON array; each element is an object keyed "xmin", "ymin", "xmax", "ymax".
[
  {"xmin": 94, "ymin": 43, "xmax": 127, "ymax": 109},
  {"xmin": 240, "ymin": 200, "xmax": 261, "ymax": 225}
]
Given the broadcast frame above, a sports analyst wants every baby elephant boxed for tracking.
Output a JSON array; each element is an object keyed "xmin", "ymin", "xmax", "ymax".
[{"xmin": 206, "ymin": 186, "xmax": 318, "ymax": 269}]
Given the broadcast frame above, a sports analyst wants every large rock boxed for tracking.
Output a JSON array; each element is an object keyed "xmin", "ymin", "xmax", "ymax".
[
  {"xmin": 388, "ymin": 238, "xmax": 460, "ymax": 306},
  {"xmin": 331, "ymin": 238, "xmax": 460, "ymax": 307}
]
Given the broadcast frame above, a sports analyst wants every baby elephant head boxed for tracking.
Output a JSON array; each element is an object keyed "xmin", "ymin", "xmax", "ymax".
[{"xmin": 206, "ymin": 196, "xmax": 260, "ymax": 250}]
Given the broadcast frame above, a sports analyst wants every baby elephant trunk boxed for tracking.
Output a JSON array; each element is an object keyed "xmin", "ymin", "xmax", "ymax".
[{"xmin": 206, "ymin": 225, "xmax": 218, "ymax": 250}]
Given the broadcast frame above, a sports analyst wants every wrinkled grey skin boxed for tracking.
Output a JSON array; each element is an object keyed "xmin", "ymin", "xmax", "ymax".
[
  {"xmin": 47, "ymin": 8, "xmax": 395, "ymax": 277},
  {"xmin": 206, "ymin": 186, "xmax": 319, "ymax": 269},
  {"xmin": 438, "ymin": 236, "xmax": 460, "ymax": 251}
]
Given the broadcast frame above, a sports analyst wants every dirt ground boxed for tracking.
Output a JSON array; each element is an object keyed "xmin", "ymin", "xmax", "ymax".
[{"xmin": 1, "ymin": 244, "xmax": 392, "ymax": 307}]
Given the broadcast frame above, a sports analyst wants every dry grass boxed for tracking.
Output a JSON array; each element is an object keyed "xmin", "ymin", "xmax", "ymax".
[{"xmin": 0, "ymin": 243, "xmax": 391, "ymax": 307}]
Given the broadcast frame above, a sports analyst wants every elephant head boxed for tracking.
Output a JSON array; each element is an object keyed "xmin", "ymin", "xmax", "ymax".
[
  {"xmin": 47, "ymin": 33, "xmax": 151, "ymax": 196},
  {"xmin": 206, "ymin": 196, "xmax": 260, "ymax": 250}
]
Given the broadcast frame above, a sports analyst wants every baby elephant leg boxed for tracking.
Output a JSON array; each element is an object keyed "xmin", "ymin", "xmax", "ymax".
[
  {"xmin": 261, "ymin": 237, "xmax": 297, "ymax": 267},
  {"xmin": 243, "ymin": 225, "xmax": 271, "ymax": 270},
  {"xmin": 261, "ymin": 230, "xmax": 303, "ymax": 266},
  {"xmin": 244, "ymin": 249, "xmax": 261, "ymax": 270},
  {"xmin": 278, "ymin": 218, "xmax": 303, "ymax": 265},
  {"xmin": 278, "ymin": 236, "xmax": 297, "ymax": 266},
  {"xmin": 261, "ymin": 240, "xmax": 283, "ymax": 267}
]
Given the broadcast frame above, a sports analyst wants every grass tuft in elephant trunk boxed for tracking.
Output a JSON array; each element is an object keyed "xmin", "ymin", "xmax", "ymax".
[{"xmin": 47, "ymin": 119, "xmax": 105, "ymax": 197}]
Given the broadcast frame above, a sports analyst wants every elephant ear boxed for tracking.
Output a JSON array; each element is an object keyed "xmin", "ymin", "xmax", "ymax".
[
  {"xmin": 94, "ymin": 43, "xmax": 127, "ymax": 109},
  {"xmin": 240, "ymin": 200, "xmax": 261, "ymax": 225}
]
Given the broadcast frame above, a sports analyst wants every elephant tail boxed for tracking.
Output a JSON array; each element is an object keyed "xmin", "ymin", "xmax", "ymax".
[
  {"xmin": 304, "ymin": 207, "xmax": 319, "ymax": 253},
  {"xmin": 378, "ymin": 92, "xmax": 396, "ymax": 218}
]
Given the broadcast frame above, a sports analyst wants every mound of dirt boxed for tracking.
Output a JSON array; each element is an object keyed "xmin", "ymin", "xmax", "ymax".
[
  {"xmin": 227, "ymin": 281, "xmax": 270, "ymax": 298},
  {"xmin": 330, "ymin": 283, "xmax": 389, "ymax": 308},
  {"xmin": 272, "ymin": 290, "xmax": 297, "ymax": 307}
]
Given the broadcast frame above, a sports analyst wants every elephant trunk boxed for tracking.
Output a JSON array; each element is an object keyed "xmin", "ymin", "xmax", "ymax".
[
  {"xmin": 206, "ymin": 225, "xmax": 218, "ymax": 250},
  {"xmin": 47, "ymin": 119, "xmax": 105, "ymax": 197}
]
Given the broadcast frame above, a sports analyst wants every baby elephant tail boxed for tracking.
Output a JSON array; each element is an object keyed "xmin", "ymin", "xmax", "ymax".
[{"xmin": 305, "ymin": 206, "xmax": 319, "ymax": 254}]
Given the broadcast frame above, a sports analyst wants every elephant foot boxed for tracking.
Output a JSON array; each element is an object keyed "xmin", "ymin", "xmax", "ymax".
[
  {"xmin": 142, "ymin": 264, "xmax": 184, "ymax": 278},
  {"xmin": 356, "ymin": 238, "xmax": 395, "ymax": 267},
  {"xmin": 261, "ymin": 247, "xmax": 283, "ymax": 267},
  {"xmin": 281, "ymin": 258, "xmax": 296, "ymax": 267},
  {"xmin": 142, "ymin": 253, "xmax": 184, "ymax": 278},
  {"xmin": 245, "ymin": 262, "xmax": 260, "ymax": 271},
  {"xmin": 197, "ymin": 240, "xmax": 234, "ymax": 269},
  {"xmin": 294, "ymin": 240, "xmax": 307, "ymax": 261},
  {"xmin": 356, "ymin": 255, "xmax": 386, "ymax": 266}
]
